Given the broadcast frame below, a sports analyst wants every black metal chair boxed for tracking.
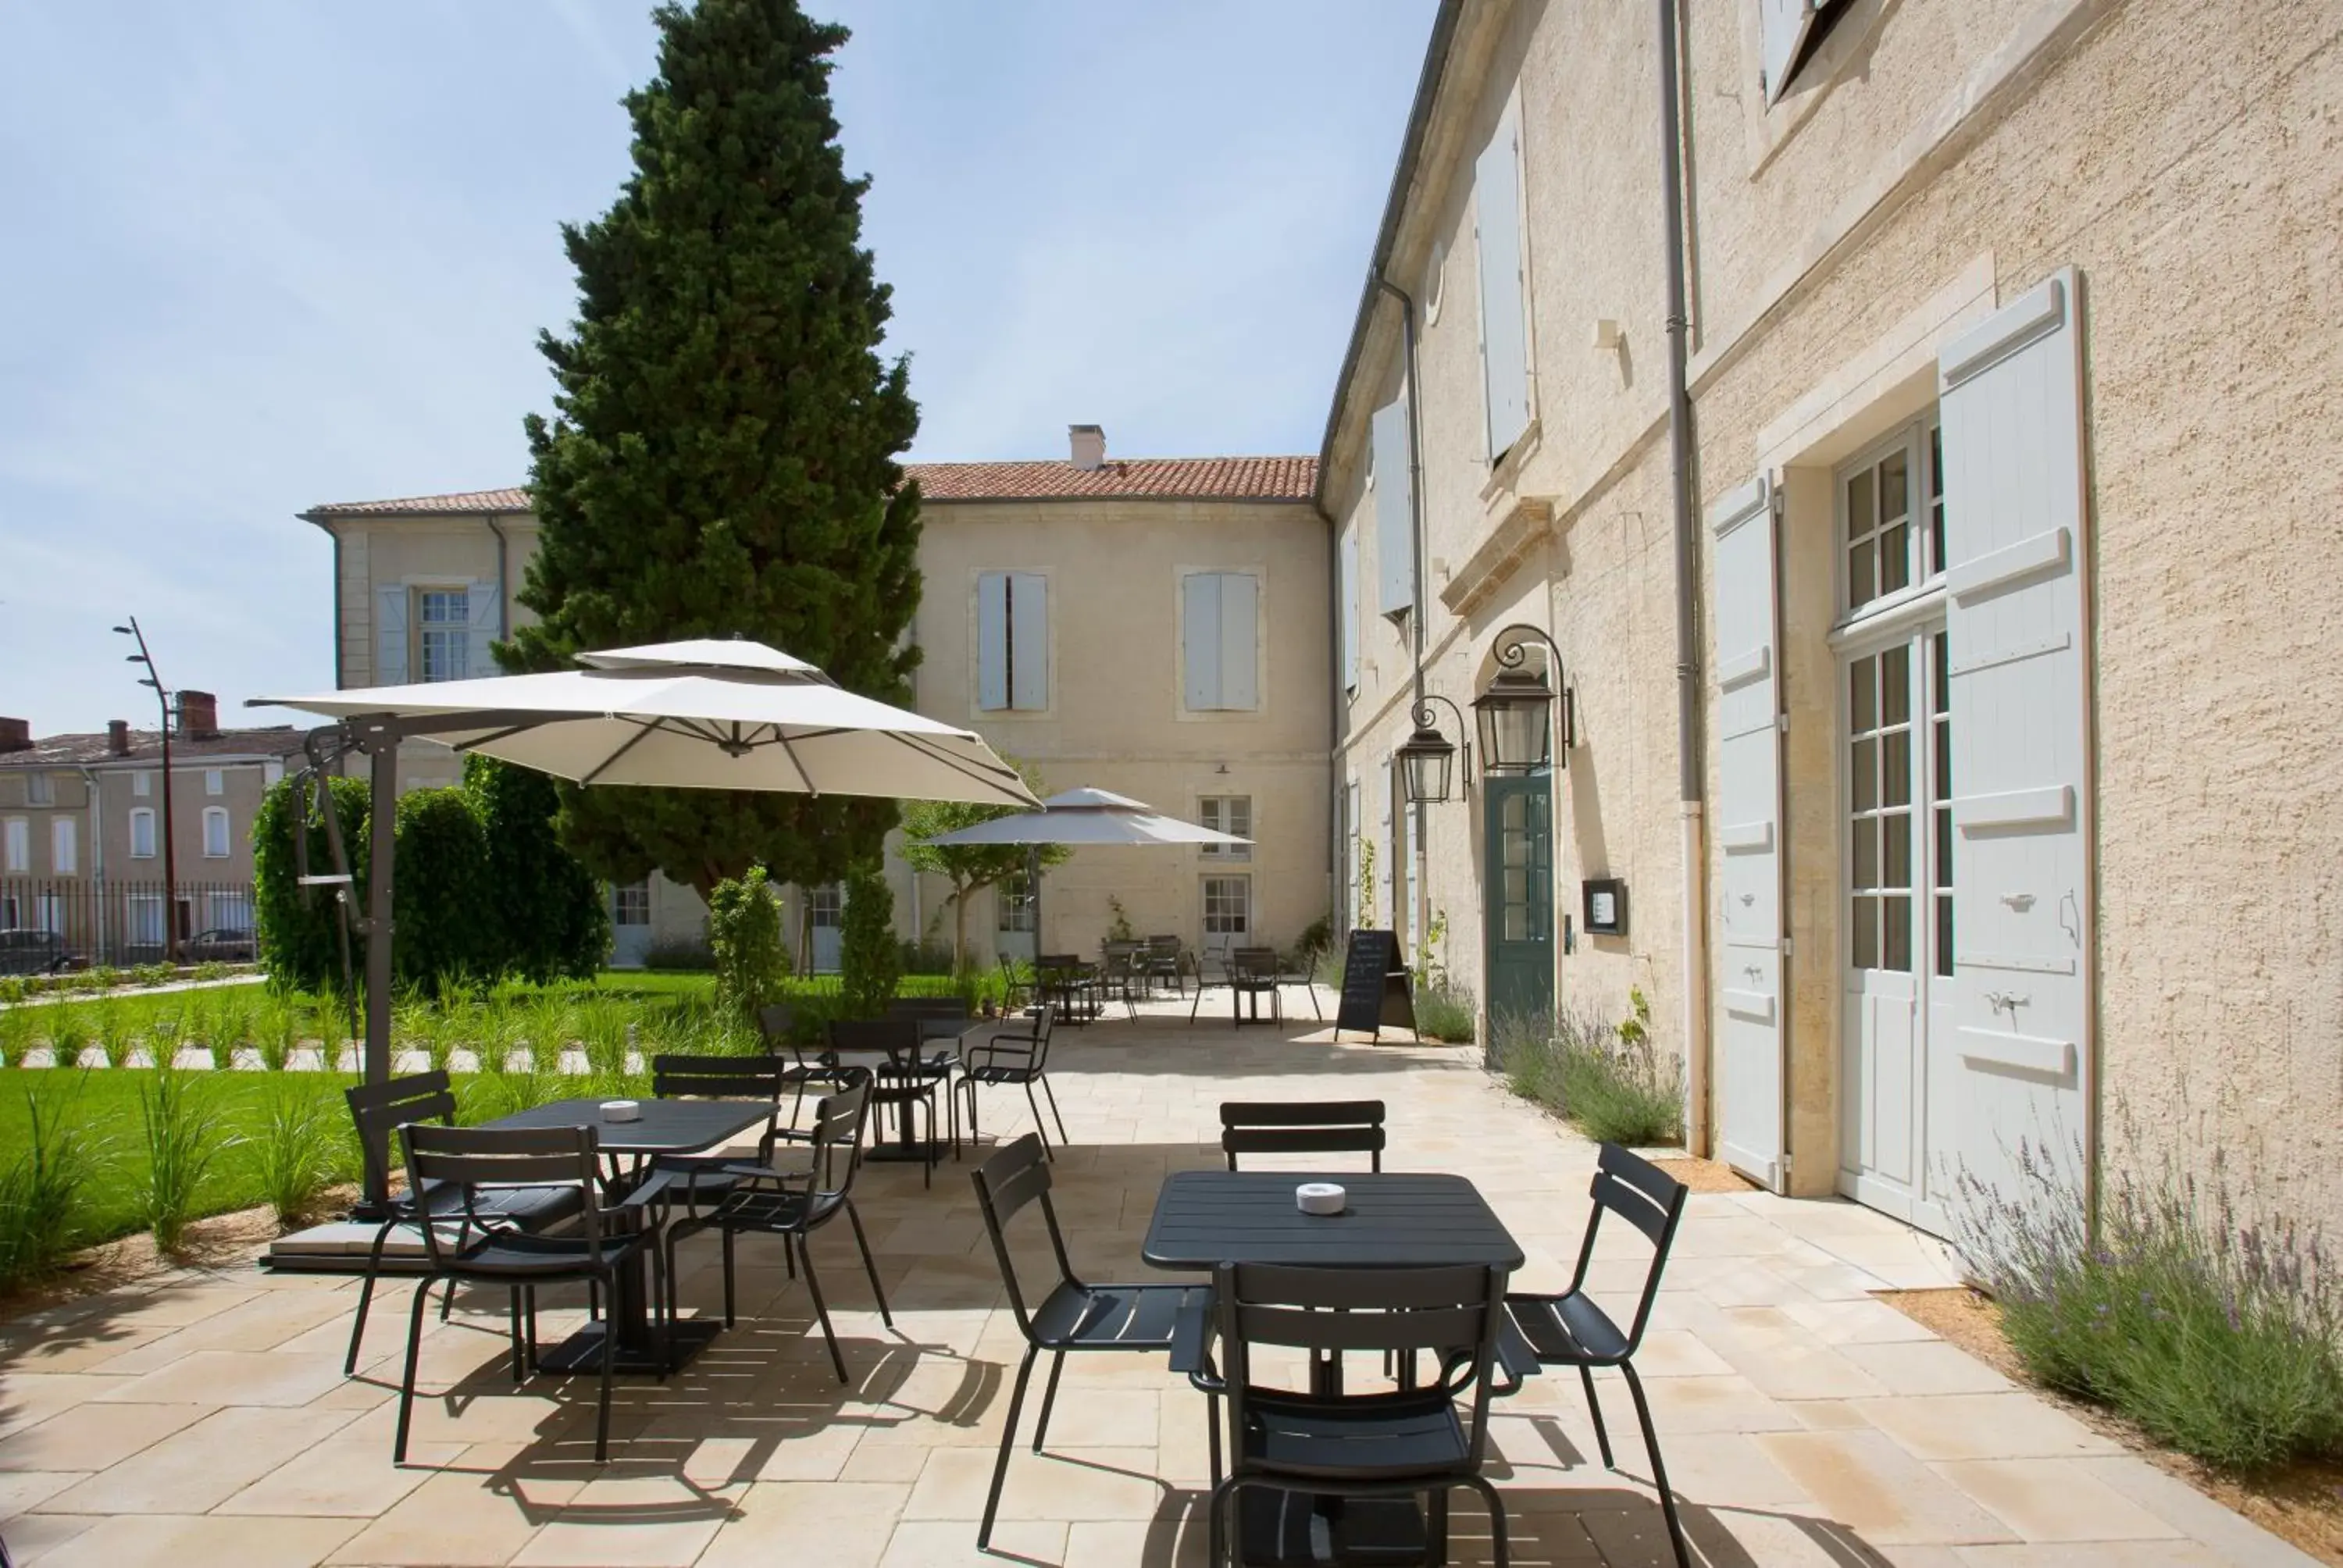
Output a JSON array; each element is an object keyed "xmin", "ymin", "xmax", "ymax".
[
  {"xmin": 970, "ymin": 1133, "xmax": 1213, "ymax": 1553},
  {"xmin": 958, "ymin": 1003, "xmax": 1066, "ymax": 1158},
  {"xmin": 646, "ymin": 1053, "xmax": 808, "ymax": 1288},
  {"xmin": 1229, "ymin": 946, "xmax": 1283, "ymax": 1028},
  {"xmin": 1219, "ymin": 1099, "xmax": 1386, "ymax": 1171},
  {"xmin": 1186, "ymin": 1262, "xmax": 1520, "ymax": 1568},
  {"xmin": 392, "ymin": 1122, "xmax": 663, "ymax": 1465},
  {"xmin": 663, "ymin": 1072, "xmax": 893, "ymax": 1383},
  {"xmin": 829, "ymin": 1017, "xmax": 946, "ymax": 1185},
  {"xmin": 342, "ymin": 1071, "xmax": 582, "ymax": 1375},
  {"xmin": 1144, "ymin": 934, "xmax": 1187, "ymax": 996},
  {"xmin": 1036, "ymin": 953, "xmax": 1100, "ymax": 1025},
  {"xmin": 1503, "ymin": 1143, "xmax": 1693, "ymax": 1568}
]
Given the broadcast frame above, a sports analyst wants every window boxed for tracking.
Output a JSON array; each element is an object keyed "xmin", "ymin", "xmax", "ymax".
[
  {"xmin": 1842, "ymin": 420, "xmax": 1944, "ymax": 615},
  {"xmin": 201, "ymin": 807, "xmax": 230, "ymax": 858},
  {"xmin": 976, "ymin": 571, "xmax": 1049, "ymax": 711},
  {"xmin": 1475, "ymin": 91, "xmax": 1532, "ymax": 460},
  {"xmin": 205, "ymin": 891, "xmax": 255, "ymax": 934},
  {"xmin": 50, "ymin": 818, "xmax": 75, "ymax": 876},
  {"xmin": 1848, "ymin": 644, "xmax": 1915, "ymax": 972},
  {"xmin": 130, "ymin": 807, "xmax": 156, "ymax": 859},
  {"xmin": 1200, "ymin": 796, "xmax": 1250, "ymax": 861},
  {"xmin": 3, "ymin": 818, "xmax": 23, "ymax": 873},
  {"xmin": 1182, "ymin": 572, "xmax": 1261, "ymax": 712},
  {"xmin": 1759, "ymin": 0, "xmax": 1852, "ymax": 104},
  {"xmin": 809, "ymin": 884, "xmax": 844, "ymax": 928},
  {"xmin": 418, "ymin": 588, "xmax": 469, "ymax": 682},
  {"xmin": 1203, "ymin": 875, "xmax": 1251, "ymax": 938},
  {"xmin": 204, "ymin": 768, "xmax": 224, "ymax": 796},
  {"xmin": 127, "ymin": 893, "xmax": 165, "ymax": 946},
  {"xmin": 997, "ymin": 871, "xmax": 1036, "ymax": 934},
  {"xmin": 612, "ymin": 880, "xmax": 651, "ymax": 927},
  {"xmin": 26, "ymin": 772, "xmax": 54, "ymax": 807},
  {"xmin": 133, "ymin": 770, "xmax": 152, "ymax": 797}
]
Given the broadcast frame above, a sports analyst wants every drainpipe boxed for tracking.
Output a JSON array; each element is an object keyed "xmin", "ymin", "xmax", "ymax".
[
  {"xmin": 1375, "ymin": 277, "xmax": 1432, "ymax": 957},
  {"xmin": 1657, "ymin": 0, "xmax": 1711, "ymax": 1156},
  {"xmin": 1321, "ymin": 501, "xmax": 1343, "ymax": 928}
]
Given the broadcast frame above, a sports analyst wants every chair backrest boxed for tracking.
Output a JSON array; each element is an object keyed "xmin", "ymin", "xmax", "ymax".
[
  {"xmin": 886, "ymin": 996, "xmax": 970, "ymax": 1041},
  {"xmin": 1568, "ymin": 1142, "xmax": 1690, "ymax": 1352},
  {"xmin": 346, "ymin": 1071, "xmax": 456, "ymax": 1198},
  {"xmin": 756, "ymin": 1003, "xmax": 800, "ymax": 1059},
  {"xmin": 968, "ymin": 1133, "xmax": 1074, "ymax": 1342},
  {"xmin": 1214, "ymin": 1261, "xmax": 1510, "ymax": 1469},
  {"xmin": 650, "ymin": 1053, "xmax": 789, "ymax": 1158},
  {"xmin": 827, "ymin": 1016, "xmax": 923, "ymax": 1071},
  {"xmin": 1231, "ymin": 946, "xmax": 1278, "ymax": 975},
  {"xmin": 1146, "ymin": 935, "xmax": 1181, "ymax": 955},
  {"xmin": 402, "ymin": 1122, "xmax": 604, "ymax": 1270},
  {"xmin": 801, "ymin": 1071, "xmax": 876, "ymax": 1198},
  {"xmin": 1219, "ymin": 1099, "xmax": 1386, "ymax": 1171}
]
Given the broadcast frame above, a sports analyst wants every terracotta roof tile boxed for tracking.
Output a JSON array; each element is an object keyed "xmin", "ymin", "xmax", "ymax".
[
  {"xmin": 303, "ymin": 487, "xmax": 530, "ymax": 519},
  {"xmin": 0, "ymin": 728, "xmax": 309, "ymax": 767}
]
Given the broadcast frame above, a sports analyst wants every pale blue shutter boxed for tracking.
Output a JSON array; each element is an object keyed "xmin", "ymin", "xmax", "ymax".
[
  {"xmin": 1008, "ymin": 572, "xmax": 1048, "ymax": 711},
  {"xmin": 1218, "ymin": 573, "xmax": 1258, "ymax": 711},
  {"xmin": 467, "ymin": 581, "xmax": 501, "ymax": 679},
  {"xmin": 1938, "ymin": 268, "xmax": 2092, "ymax": 1221},
  {"xmin": 976, "ymin": 572, "xmax": 1009, "ymax": 711},
  {"xmin": 1372, "ymin": 399, "xmax": 1414, "ymax": 618},
  {"xmin": 1339, "ymin": 529, "xmax": 1361, "ymax": 693},
  {"xmin": 1760, "ymin": 0, "xmax": 1831, "ymax": 103},
  {"xmin": 1710, "ymin": 476, "xmax": 1785, "ymax": 1189},
  {"xmin": 374, "ymin": 586, "xmax": 408, "ymax": 686},
  {"xmin": 1182, "ymin": 572, "xmax": 1221, "ymax": 710},
  {"xmin": 1475, "ymin": 96, "xmax": 1530, "ymax": 460}
]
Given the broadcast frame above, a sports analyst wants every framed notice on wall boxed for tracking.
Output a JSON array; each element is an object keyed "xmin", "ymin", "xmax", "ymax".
[{"xmin": 1582, "ymin": 878, "xmax": 1626, "ymax": 937}]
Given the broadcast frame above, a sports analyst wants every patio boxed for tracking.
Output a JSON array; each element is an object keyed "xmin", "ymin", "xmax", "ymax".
[{"xmin": 0, "ymin": 998, "xmax": 2313, "ymax": 1567}]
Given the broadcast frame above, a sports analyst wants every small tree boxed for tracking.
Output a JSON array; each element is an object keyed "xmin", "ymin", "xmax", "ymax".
[
  {"xmin": 706, "ymin": 864, "xmax": 790, "ymax": 1021},
  {"xmin": 837, "ymin": 860, "xmax": 900, "ymax": 1018},
  {"xmin": 253, "ymin": 774, "xmax": 371, "ymax": 994},
  {"xmin": 898, "ymin": 764, "xmax": 1067, "ymax": 971},
  {"xmin": 464, "ymin": 756, "xmax": 609, "ymax": 983},
  {"xmin": 390, "ymin": 788, "xmax": 493, "ymax": 996}
]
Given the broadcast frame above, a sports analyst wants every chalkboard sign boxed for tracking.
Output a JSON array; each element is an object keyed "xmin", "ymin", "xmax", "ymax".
[{"xmin": 1336, "ymin": 929, "xmax": 1417, "ymax": 1042}]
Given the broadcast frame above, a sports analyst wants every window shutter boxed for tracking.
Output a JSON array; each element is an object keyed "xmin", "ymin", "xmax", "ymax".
[
  {"xmin": 52, "ymin": 817, "xmax": 76, "ymax": 876},
  {"xmin": 1339, "ymin": 529, "xmax": 1361, "ymax": 693},
  {"xmin": 976, "ymin": 572, "xmax": 1010, "ymax": 711},
  {"xmin": 1218, "ymin": 573, "xmax": 1258, "ymax": 711},
  {"xmin": 1008, "ymin": 572, "xmax": 1049, "ymax": 711},
  {"xmin": 1182, "ymin": 572, "xmax": 1221, "ymax": 710},
  {"xmin": 1475, "ymin": 95, "xmax": 1530, "ymax": 460},
  {"xmin": 375, "ymin": 586, "xmax": 408, "ymax": 686},
  {"xmin": 1760, "ymin": 0, "xmax": 1831, "ymax": 105},
  {"xmin": 1938, "ymin": 268, "xmax": 2092, "ymax": 1214},
  {"xmin": 468, "ymin": 581, "xmax": 501, "ymax": 679},
  {"xmin": 1710, "ymin": 474, "xmax": 1785, "ymax": 1189},
  {"xmin": 1371, "ymin": 399, "xmax": 1414, "ymax": 618}
]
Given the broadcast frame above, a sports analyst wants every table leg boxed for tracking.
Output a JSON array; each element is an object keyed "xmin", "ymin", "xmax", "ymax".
[{"xmin": 536, "ymin": 1237, "xmax": 722, "ymax": 1376}]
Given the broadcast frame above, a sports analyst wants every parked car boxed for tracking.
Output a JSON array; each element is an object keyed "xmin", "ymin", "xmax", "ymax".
[
  {"xmin": 183, "ymin": 928, "xmax": 257, "ymax": 964},
  {"xmin": 0, "ymin": 928, "xmax": 76, "ymax": 975}
]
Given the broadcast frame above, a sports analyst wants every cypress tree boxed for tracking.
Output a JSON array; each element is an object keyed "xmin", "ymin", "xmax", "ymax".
[{"xmin": 508, "ymin": 0, "xmax": 922, "ymax": 897}]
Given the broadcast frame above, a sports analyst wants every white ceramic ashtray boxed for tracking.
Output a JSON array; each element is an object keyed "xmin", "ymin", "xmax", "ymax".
[
  {"xmin": 1296, "ymin": 1182, "xmax": 1346, "ymax": 1217},
  {"xmin": 601, "ymin": 1099, "xmax": 642, "ymax": 1123}
]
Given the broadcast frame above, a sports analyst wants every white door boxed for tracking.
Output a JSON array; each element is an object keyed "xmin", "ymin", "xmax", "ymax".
[
  {"xmin": 994, "ymin": 873, "xmax": 1035, "ymax": 965},
  {"xmin": 809, "ymin": 883, "xmax": 844, "ymax": 973},
  {"xmin": 609, "ymin": 880, "xmax": 652, "ymax": 968},
  {"xmin": 1938, "ymin": 269, "xmax": 2094, "ymax": 1226},
  {"xmin": 1710, "ymin": 476, "xmax": 1786, "ymax": 1188}
]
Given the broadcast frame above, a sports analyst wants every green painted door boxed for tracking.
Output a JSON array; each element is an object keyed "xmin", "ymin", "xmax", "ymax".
[{"xmin": 1483, "ymin": 771, "xmax": 1554, "ymax": 1026}]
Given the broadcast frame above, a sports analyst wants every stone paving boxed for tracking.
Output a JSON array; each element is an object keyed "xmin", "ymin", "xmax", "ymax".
[{"xmin": 0, "ymin": 998, "xmax": 2316, "ymax": 1566}]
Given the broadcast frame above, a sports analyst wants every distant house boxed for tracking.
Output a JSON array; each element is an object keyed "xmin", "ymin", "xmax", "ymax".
[{"xmin": 0, "ymin": 697, "xmax": 305, "ymax": 963}]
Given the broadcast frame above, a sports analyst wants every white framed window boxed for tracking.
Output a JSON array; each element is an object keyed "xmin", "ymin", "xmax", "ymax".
[
  {"xmin": 1841, "ymin": 419, "xmax": 1944, "ymax": 618},
  {"xmin": 996, "ymin": 871, "xmax": 1036, "ymax": 934},
  {"xmin": 612, "ymin": 880, "xmax": 651, "ymax": 927},
  {"xmin": 204, "ymin": 768, "xmax": 224, "ymax": 796},
  {"xmin": 26, "ymin": 772, "xmax": 54, "ymax": 807},
  {"xmin": 201, "ymin": 807, "xmax": 230, "ymax": 858},
  {"xmin": 205, "ymin": 891, "xmax": 255, "ymax": 934},
  {"xmin": 1181, "ymin": 571, "xmax": 1261, "ymax": 712},
  {"xmin": 127, "ymin": 893, "xmax": 165, "ymax": 946},
  {"xmin": 1199, "ymin": 796, "xmax": 1251, "ymax": 861},
  {"xmin": 133, "ymin": 770, "xmax": 152, "ymax": 797},
  {"xmin": 1202, "ymin": 874, "xmax": 1252, "ymax": 938},
  {"xmin": 417, "ymin": 588, "xmax": 470, "ymax": 683},
  {"xmin": 130, "ymin": 807, "xmax": 157, "ymax": 859},
  {"xmin": 809, "ymin": 883, "xmax": 844, "ymax": 928},
  {"xmin": 975, "ymin": 570, "xmax": 1049, "ymax": 712},
  {"xmin": 3, "ymin": 817, "xmax": 25, "ymax": 874},
  {"xmin": 50, "ymin": 818, "xmax": 75, "ymax": 876}
]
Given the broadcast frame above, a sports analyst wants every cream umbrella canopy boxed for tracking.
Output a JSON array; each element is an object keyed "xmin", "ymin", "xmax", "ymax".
[{"xmin": 251, "ymin": 640, "xmax": 1039, "ymax": 1201}]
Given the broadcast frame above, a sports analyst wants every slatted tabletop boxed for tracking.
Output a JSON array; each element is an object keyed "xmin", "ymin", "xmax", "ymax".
[
  {"xmin": 484, "ymin": 1096, "xmax": 772, "ymax": 1156},
  {"xmin": 1141, "ymin": 1171, "xmax": 1525, "ymax": 1270}
]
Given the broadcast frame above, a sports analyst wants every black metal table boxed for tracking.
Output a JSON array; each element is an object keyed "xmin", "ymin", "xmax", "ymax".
[
  {"xmin": 830, "ymin": 1020, "xmax": 978, "ymax": 1167},
  {"xmin": 1143, "ymin": 1171, "xmax": 1524, "ymax": 1566},
  {"xmin": 482, "ymin": 1096, "xmax": 774, "ymax": 1374}
]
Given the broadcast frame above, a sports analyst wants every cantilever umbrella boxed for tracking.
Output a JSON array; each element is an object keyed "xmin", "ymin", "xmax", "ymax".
[
  {"xmin": 924, "ymin": 786, "xmax": 1250, "ymax": 965},
  {"xmin": 253, "ymin": 639, "xmax": 1039, "ymax": 1203}
]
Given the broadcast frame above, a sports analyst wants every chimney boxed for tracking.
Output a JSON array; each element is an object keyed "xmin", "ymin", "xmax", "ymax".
[
  {"xmin": 1068, "ymin": 424, "xmax": 1106, "ymax": 472},
  {"xmin": 108, "ymin": 720, "xmax": 131, "ymax": 756},
  {"xmin": 0, "ymin": 718, "xmax": 29, "ymax": 754},
  {"xmin": 176, "ymin": 690, "xmax": 219, "ymax": 739}
]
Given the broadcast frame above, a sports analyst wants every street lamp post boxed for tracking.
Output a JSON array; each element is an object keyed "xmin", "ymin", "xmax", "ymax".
[{"xmin": 113, "ymin": 617, "xmax": 178, "ymax": 965}]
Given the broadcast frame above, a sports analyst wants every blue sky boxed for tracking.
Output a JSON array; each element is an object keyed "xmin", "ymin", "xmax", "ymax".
[{"xmin": 0, "ymin": 1, "xmax": 1434, "ymax": 735}]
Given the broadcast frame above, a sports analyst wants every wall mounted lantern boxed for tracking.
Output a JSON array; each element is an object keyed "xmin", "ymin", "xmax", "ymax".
[
  {"xmin": 1396, "ymin": 693, "xmax": 1469, "ymax": 805},
  {"xmin": 1471, "ymin": 623, "xmax": 1574, "ymax": 776}
]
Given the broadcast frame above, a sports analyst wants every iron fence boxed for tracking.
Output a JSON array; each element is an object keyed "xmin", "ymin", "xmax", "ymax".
[{"xmin": 0, "ymin": 877, "xmax": 259, "ymax": 971}]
